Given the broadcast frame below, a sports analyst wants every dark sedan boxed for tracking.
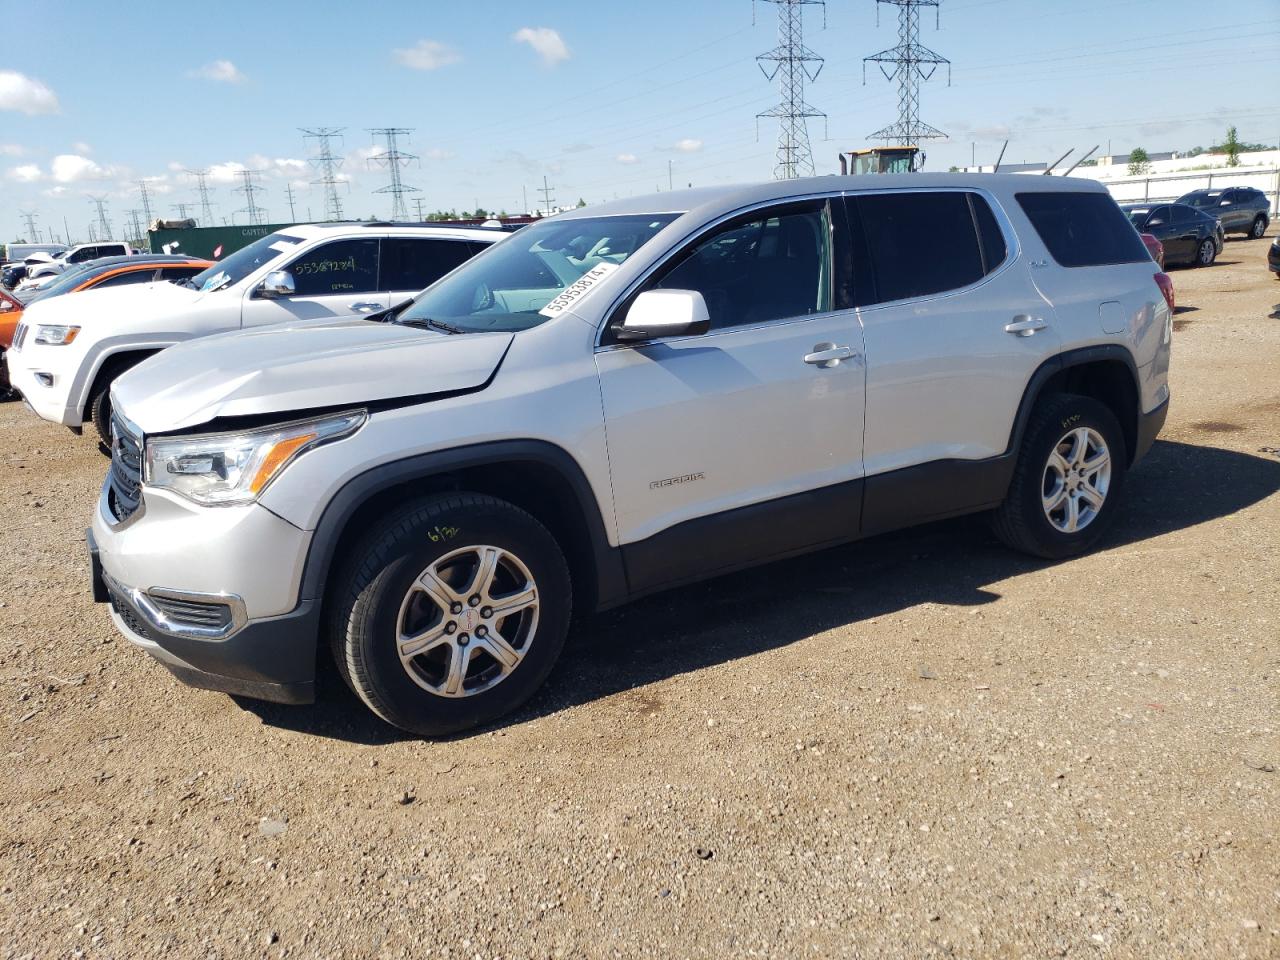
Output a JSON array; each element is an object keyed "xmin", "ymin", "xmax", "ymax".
[
  {"xmin": 1122, "ymin": 203, "xmax": 1224, "ymax": 268},
  {"xmin": 1177, "ymin": 187, "xmax": 1270, "ymax": 239},
  {"xmin": 1268, "ymin": 238, "xmax": 1279, "ymax": 277}
]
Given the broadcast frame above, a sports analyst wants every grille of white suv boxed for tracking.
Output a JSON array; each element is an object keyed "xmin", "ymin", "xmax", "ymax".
[
  {"xmin": 107, "ymin": 413, "xmax": 143, "ymax": 522},
  {"xmin": 11, "ymin": 322, "xmax": 27, "ymax": 350}
]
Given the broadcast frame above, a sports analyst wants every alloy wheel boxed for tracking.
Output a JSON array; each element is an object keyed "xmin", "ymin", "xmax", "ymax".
[
  {"xmin": 1199, "ymin": 240, "xmax": 1214, "ymax": 265},
  {"xmin": 1041, "ymin": 427, "xmax": 1112, "ymax": 534},
  {"xmin": 395, "ymin": 545, "xmax": 539, "ymax": 697}
]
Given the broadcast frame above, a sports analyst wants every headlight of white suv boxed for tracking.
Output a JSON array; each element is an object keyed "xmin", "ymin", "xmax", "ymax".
[
  {"xmin": 33, "ymin": 324, "xmax": 81, "ymax": 345},
  {"xmin": 144, "ymin": 410, "xmax": 366, "ymax": 506}
]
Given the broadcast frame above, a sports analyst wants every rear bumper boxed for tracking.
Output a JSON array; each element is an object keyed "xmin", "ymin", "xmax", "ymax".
[{"xmin": 1134, "ymin": 397, "xmax": 1168, "ymax": 466}]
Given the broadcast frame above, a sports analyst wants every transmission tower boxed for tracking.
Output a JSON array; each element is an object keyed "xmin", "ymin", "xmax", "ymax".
[
  {"xmin": 87, "ymin": 195, "xmax": 112, "ymax": 239},
  {"xmin": 755, "ymin": 0, "xmax": 827, "ymax": 180},
  {"xmin": 302, "ymin": 127, "xmax": 347, "ymax": 221},
  {"xmin": 863, "ymin": 0, "xmax": 950, "ymax": 146},
  {"xmin": 134, "ymin": 180, "xmax": 155, "ymax": 226},
  {"xmin": 185, "ymin": 169, "xmax": 216, "ymax": 224},
  {"xmin": 126, "ymin": 209, "xmax": 145, "ymax": 246},
  {"xmin": 234, "ymin": 170, "xmax": 268, "ymax": 225},
  {"xmin": 412, "ymin": 197, "xmax": 428, "ymax": 221},
  {"xmin": 284, "ymin": 183, "xmax": 298, "ymax": 222},
  {"xmin": 172, "ymin": 202, "xmax": 194, "ymax": 220},
  {"xmin": 537, "ymin": 176, "xmax": 556, "ymax": 217},
  {"xmin": 20, "ymin": 210, "xmax": 39, "ymax": 242},
  {"xmin": 367, "ymin": 128, "xmax": 421, "ymax": 221}
]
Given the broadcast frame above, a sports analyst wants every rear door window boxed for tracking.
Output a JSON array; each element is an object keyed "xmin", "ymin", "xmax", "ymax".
[
  {"xmin": 851, "ymin": 191, "xmax": 987, "ymax": 304},
  {"xmin": 287, "ymin": 239, "xmax": 379, "ymax": 296},
  {"xmin": 379, "ymin": 238, "xmax": 479, "ymax": 292},
  {"xmin": 92, "ymin": 270, "xmax": 157, "ymax": 289},
  {"xmin": 1016, "ymin": 192, "xmax": 1151, "ymax": 267}
]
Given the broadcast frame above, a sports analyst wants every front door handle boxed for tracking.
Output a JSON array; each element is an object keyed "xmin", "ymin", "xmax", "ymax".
[
  {"xmin": 349, "ymin": 301, "xmax": 383, "ymax": 313},
  {"xmin": 804, "ymin": 343, "xmax": 857, "ymax": 367},
  {"xmin": 1004, "ymin": 315, "xmax": 1047, "ymax": 337}
]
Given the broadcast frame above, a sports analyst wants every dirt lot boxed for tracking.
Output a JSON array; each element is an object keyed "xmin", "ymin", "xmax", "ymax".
[{"xmin": 2, "ymin": 234, "xmax": 1278, "ymax": 960}]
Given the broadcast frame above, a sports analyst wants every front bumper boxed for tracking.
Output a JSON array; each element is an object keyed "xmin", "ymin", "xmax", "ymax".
[
  {"xmin": 5, "ymin": 350, "xmax": 79, "ymax": 426},
  {"xmin": 1134, "ymin": 397, "xmax": 1169, "ymax": 466},
  {"xmin": 90, "ymin": 481, "xmax": 320, "ymax": 705}
]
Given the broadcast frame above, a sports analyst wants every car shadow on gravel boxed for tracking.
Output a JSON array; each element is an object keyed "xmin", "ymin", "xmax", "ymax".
[{"xmin": 240, "ymin": 439, "xmax": 1280, "ymax": 744}]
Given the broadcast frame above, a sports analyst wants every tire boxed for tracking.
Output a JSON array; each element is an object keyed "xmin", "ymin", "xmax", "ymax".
[
  {"xmin": 1251, "ymin": 215, "xmax": 1268, "ymax": 240},
  {"xmin": 327, "ymin": 493, "xmax": 572, "ymax": 736},
  {"xmin": 88, "ymin": 381, "xmax": 114, "ymax": 447},
  {"xmin": 1195, "ymin": 237, "xmax": 1216, "ymax": 267},
  {"xmin": 991, "ymin": 393, "xmax": 1127, "ymax": 560}
]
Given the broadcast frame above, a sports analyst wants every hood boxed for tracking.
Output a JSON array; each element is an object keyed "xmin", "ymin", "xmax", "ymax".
[
  {"xmin": 112, "ymin": 317, "xmax": 514, "ymax": 433},
  {"xmin": 19, "ymin": 279, "xmax": 202, "ymax": 324}
]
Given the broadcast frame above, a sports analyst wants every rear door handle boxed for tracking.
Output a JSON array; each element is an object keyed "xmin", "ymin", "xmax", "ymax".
[
  {"xmin": 349, "ymin": 301, "xmax": 382, "ymax": 313},
  {"xmin": 1004, "ymin": 315, "xmax": 1047, "ymax": 337},
  {"xmin": 804, "ymin": 343, "xmax": 858, "ymax": 367}
]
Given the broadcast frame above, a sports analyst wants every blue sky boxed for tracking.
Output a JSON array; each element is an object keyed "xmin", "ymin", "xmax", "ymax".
[{"xmin": 2, "ymin": 0, "xmax": 1277, "ymax": 243}]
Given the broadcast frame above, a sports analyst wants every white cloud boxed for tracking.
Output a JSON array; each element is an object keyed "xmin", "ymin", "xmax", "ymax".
[
  {"xmin": 207, "ymin": 160, "xmax": 248, "ymax": 184},
  {"xmin": 72, "ymin": 141, "xmax": 92, "ymax": 155},
  {"xmin": 512, "ymin": 27, "xmax": 570, "ymax": 66},
  {"xmin": 189, "ymin": 60, "xmax": 245, "ymax": 84},
  {"xmin": 0, "ymin": 70, "xmax": 59, "ymax": 114},
  {"xmin": 6, "ymin": 163, "xmax": 42, "ymax": 182},
  {"xmin": 0, "ymin": 143, "xmax": 25, "ymax": 157},
  {"xmin": 393, "ymin": 39, "xmax": 462, "ymax": 71},
  {"xmin": 43, "ymin": 185, "xmax": 67, "ymax": 197},
  {"xmin": 673, "ymin": 138, "xmax": 703, "ymax": 153},
  {"xmin": 616, "ymin": 153, "xmax": 639, "ymax": 165},
  {"xmin": 51, "ymin": 154, "xmax": 109, "ymax": 183}
]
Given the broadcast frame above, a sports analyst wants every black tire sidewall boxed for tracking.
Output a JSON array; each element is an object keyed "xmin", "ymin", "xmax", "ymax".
[
  {"xmin": 1010, "ymin": 396, "xmax": 1127, "ymax": 559},
  {"xmin": 345, "ymin": 499, "xmax": 571, "ymax": 735},
  {"xmin": 1253, "ymin": 217, "xmax": 1267, "ymax": 239},
  {"xmin": 89, "ymin": 386, "xmax": 113, "ymax": 446}
]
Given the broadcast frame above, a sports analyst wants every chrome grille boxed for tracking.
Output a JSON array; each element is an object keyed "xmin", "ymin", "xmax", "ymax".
[
  {"xmin": 12, "ymin": 322, "xmax": 27, "ymax": 350},
  {"xmin": 107, "ymin": 413, "xmax": 143, "ymax": 522}
]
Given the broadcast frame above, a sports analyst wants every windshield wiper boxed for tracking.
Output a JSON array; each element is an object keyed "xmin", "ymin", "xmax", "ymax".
[{"xmin": 398, "ymin": 316, "xmax": 467, "ymax": 335}]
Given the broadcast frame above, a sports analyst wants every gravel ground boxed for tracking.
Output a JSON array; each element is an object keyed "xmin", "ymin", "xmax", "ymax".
[{"xmin": 2, "ymin": 233, "xmax": 1278, "ymax": 960}]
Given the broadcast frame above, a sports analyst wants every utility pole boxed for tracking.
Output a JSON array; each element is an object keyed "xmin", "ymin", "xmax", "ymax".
[
  {"xmin": 366, "ymin": 128, "xmax": 421, "ymax": 221},
  {"xmin": 87, "ymin": 195, "xmax": 112, "ymax": 239},
  {"xmin": 863, "ymin": 0, "xmax": 950, "ymax": 147},
  {"xmin": 63, "ymin": 216, "xmax": 72, "ymax": 246},
  {"xmin": 412, "ymin": 197, "xmax": 428, "ymax": 221},
  {"xmin": 284, "ymin": 183, "xmax": 298, "ymax": 222},
  {"xmin": 668, "ymin": 160, "xmax": 674, "ymax": 191},
  {"xmin": 134, "ymin": 179, "xmax": 155, "ymax": 226},
  {"xmin": 234, "ymin": 170, "xmax": 267, "ymax": 225},
  {"xmin": 538, "ymin": 176, "xmax": 556, "ymax": 217},
  {"xmin": 755, "ymin": 0, "xmax": 827, "ymax": 180},
  {"xmin": 20, "ymin": 211, "xmax": 38, "ymax": 243},
  {"xmin": 185, "ymin": 169, "xmax": 216, "ymax": 224},
  {"xmin": 522, "ymin": 185, "xmax": 529, "ymax": 215},
  {"xmin": 301, "ymin": 127, "xmax": 347, "ymax": 221}
]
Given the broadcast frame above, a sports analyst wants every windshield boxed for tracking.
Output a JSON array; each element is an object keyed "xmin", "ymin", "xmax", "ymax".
[
  {"xmin": 187, "ymin": 232, "xmax": 303, "ymax": 293},
  {"xmin": 22, "ymin": 262, "xmax": 98, "ymax": 303},
  {"xmin": 397, "ymin": 214, "xmax": 679, "ymax": 333},
  {"xmin": 1178, "ymin": 193, "xmax": 1219, "ymax": 209}
]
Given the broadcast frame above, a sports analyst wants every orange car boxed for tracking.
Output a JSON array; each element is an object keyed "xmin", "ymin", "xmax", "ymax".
[{"xmin": 1, "ymin": 255, "xmax": 212, "ymax": 394}]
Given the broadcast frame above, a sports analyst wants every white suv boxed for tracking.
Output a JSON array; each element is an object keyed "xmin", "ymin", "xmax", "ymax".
[
  {"xmin": 88, "ymin": 175, "xmax": 1171, "ymax": 736},
  {"xmin": 8, "ymin": 223, "xmax": 502, "ymax": 442}
]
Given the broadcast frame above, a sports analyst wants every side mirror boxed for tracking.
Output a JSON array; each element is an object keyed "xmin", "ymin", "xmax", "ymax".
[
  {"xmin": 1146, "ymin": 218, "xmax": 1164, "ymax": 227},
  {"xmin": 1219, "ymin": 199, "xmax": 1233, "ymax": 206},
  {"xmin": 256, "ymin": 269, "xmax": 296, "ymax": 299},
  {"xmin": 612, "ymin": 289, "xmax": 711, "ymax": 343}
]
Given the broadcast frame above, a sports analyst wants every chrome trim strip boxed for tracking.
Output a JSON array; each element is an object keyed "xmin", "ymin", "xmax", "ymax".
[{"xmin": 104, "ymin": 571, "xmax": 248, "ymax": 641}]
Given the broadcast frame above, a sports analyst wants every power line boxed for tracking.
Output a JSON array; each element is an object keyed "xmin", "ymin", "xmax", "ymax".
[
  {"xmin": 863, "ymin": 0, "xmax": 951, "ymax": 146},
  {"xmin": 134, "ymin": 180, "xmax": 155, "ymax": 226},
  {"xmin": 185, "ymin": 169, "xmax": 216, "ymax": 225},
  {"xmin": 87, "ymin": 195, "xmax": 112, "ymax": 239},
  {"xmin": 234, "ymin": 170, "xmax": 268, "ymax": 225},
  {"xmin": 367, "ymin": 128, "xmax": 421, "ymax": 221},
  {"xmin": 301, "ymin": 127, "xmax": 347, "ymax": 221},
  {"xmin": 755, "ymin": 0, "xmax": 827, "ymax": 179}
]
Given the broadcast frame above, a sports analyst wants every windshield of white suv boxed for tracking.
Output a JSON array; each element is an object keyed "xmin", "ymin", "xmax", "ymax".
[
  {"xmin": 396, "ymin": 214, "xmax": 679, "ymax": 333},
  {"xmin": 186, "ymin": 232, "xmax": 303, "ymax": 293}
]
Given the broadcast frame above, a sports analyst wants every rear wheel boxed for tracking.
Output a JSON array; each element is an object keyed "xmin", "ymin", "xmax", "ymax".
[
  {"xmin": 328, "ymin": 493, "xmax": 572, "ymax": 737},
  {"xmin": 992, "ymin": 393, "xmax": 1127, "ymax": 560},
  {"xmin": 1251, "ymin": 215, "xmax": 1268, "ymax": 240},
  {"xmin": 1196, "ymin": 237, "xmax": 1216, "ymax": 267}
]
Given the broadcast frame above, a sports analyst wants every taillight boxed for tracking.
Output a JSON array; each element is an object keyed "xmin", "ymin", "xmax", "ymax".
[{"xmin": 1154, "ymin": 272, "xmax": 1175, "ymax": 313}]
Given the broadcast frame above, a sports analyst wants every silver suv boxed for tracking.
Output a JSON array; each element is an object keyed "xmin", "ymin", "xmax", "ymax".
[{"xmin": 89, "ymin": 174, "xmax": 1172, "ymax": 736}]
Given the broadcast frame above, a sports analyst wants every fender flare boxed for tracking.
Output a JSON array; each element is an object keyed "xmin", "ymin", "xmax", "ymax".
[
  {"xmin": 70, "ymin": 334, "xmax": 191, "ymax": 419},
  {"xmin": 1006, "ymin": 344, "xmax": 1141, "ymax": 458},
  {"xmin": 296, "ymin": 439, "xmax": 629, "ymax": 611}
]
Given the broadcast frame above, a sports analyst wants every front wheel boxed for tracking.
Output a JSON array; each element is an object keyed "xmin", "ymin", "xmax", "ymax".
[
  {"xmin": 1196, "ymin": 237, "xmax": 1216, "ymax": 267},
  {"xmin": 1251, "ymin": 215, "xmax": 1268, "ymax": 240},
  {"xmin": 992, "ymin": 394, "xmax": 1127, "ymax": 560},
  {"xmin": 328, "ymin": 493, "xmax": 572, "ymax": 736}
]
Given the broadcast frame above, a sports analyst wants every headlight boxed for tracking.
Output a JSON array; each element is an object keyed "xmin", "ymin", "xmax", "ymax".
[
  {"xmin": 144, "ymin": 410, "xmax": 366, "ymax": 506},
  {"xmin": 33, "ymin": 324, "xmax": 81, "ymax": 345}
]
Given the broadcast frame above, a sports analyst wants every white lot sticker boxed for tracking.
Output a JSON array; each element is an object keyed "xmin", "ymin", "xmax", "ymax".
[
  {"xmin": 269, "ymin": 241, "xmax": 297, "ymax": 254},
  {"xmin": 538, "ymin": 262, "xmax": 619, "ymax": 318}
]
